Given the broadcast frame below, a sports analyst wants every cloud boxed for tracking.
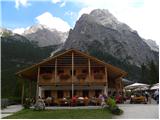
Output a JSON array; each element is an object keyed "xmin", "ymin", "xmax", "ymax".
[
  {"xmin": 78, "ymin": 7, "xmax": 94, "ymax": 19},
  {"xmin": 65, "ymin": 11, "xmax": 77, "ymax": 19},
  {"xmin": 13, "ymin": 28, "xmax": 25, "ymax": 34},
  {"xmin": 60, "ymin": 2, "xmax": 66, "ymax": 7},
  {"xmin": 51, "ymin": 0, "xmax": 61, "ymax": 4},
  {"xmin": 36, "ymin": 12, "xmax": 70, "ymax": 32},
  {"xmin": 15, "ymin": 0, "xmax": 31, "ymax": 9}
]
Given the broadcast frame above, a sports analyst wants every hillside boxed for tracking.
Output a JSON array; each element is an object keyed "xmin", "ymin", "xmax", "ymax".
[{"xmin": 1, "ymin": 34, "xmax": 60, "ymax": 98}]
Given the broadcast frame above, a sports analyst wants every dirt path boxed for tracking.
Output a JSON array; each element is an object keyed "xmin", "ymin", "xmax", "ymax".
[
  {"xmin": 1, "ymin": 105, "xmax": 23, "ymax": 118},
  {"xmin": 114, "ymin": 104, "xmax": 159, "ymax": 119}
]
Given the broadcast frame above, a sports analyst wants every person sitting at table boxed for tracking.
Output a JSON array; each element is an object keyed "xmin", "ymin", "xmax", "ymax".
[
  {"xmin": 71, "ymin": 95, "xmax": 77, "ymax": 106},
  {"xmin": 84, "ymin": 96, "xmax": 89, "ymax": 106}
]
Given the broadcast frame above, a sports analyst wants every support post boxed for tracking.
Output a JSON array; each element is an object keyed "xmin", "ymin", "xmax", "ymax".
[
  {"xmin": 29, "ymin": 80, "xmax": 32, "ymax": 99},
  {"xmin": 21, "ymin": 78, "xmax": 24, "ymax": 105},
  {"xmin": 55, "ymin": 58, "xmax": 57, "ymax": 83},
  {"xmin": 104, "ymin": 66, "xmax": 108, "ymax": 96},
  {"xmin": 71, "ymin": 52, "xmax": 74, "ymax": 97},
  {"xmin": 88, "ymin": 59, "xmax": 91, "ymax": 83},
  {"xmin": 36, "ymin": 67, "xmax": 40, "ymax": 100}
]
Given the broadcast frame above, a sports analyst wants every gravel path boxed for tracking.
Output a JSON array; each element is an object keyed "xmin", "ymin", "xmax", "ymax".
[
  {"xmin": 114, "ymin": 104, "xmax": 159, "ymax": 119},
  {"xmin": 1, "ymin": 105, "xmax": 23, "ymax": 118}
]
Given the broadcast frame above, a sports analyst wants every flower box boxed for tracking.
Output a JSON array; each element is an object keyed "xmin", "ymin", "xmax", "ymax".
[
  {"xmin": 59, "ymin": 74, "xmax": 70, "ymax": 80},
  {"xmin": 77, "ymin": 74, "xmax": 87, "ymax": 80},
  {"xmin": 41, "ymin": 73, "xmax": 52, "ymax": 80},
  {"xmin": 94, "ymin": 73, "xmax": 104, "ymax": 79}
]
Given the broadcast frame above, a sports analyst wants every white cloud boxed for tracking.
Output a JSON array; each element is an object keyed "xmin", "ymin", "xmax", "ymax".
[
  {"xmin": 60, "ymin": 2, "xmax": 66, "ymax": 7},
  {"xmin": 15, "ymin": 0, "xmax": 31, "ymax": 9},
  {"xmin": 51, "ymin": 0, "xmax": 61, "ymax": 4},
  {"xmin": 78, "ymin": 7, "xmax": 94, "ymax": 19},
  {"xmin": 65, "ymin": 11, "xmax": 77, "ymax": 19},
  {"xmin": 13, "ymin": 28, "xmax": 25, "ymax": 34},
  {"xmin": 36, "ymin": 12, "xmax": 70, "ymax": 32}
]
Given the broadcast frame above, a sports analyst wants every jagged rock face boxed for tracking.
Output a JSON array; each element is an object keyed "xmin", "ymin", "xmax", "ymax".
[
  {"xmin": 23, "ymin": 24, "xmax": 68, "ymax": 47},
  {"xmin": 63, "ymin": 9, "xmax": 158, "ymax": 66},
  {"xmin": 143, "ymin": 39, "xmax": 159, "ymax": 52}
]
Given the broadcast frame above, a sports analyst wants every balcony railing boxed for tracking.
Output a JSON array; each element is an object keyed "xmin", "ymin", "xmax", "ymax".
[{"xmin": 39, "ymin": 73, "xmax": 106, "ymax": 85}]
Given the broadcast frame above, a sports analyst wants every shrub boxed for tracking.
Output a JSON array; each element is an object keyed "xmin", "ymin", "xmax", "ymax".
[
  {"xmin": 23, "ymin": 98, "xmax": 31, "ymax": 109},
  {"xmin": 110, "ymin": 106, "xmax": 123, "ymax": 115},
  {"xmin": 106, "ymin": 97, "xmax": 116, "ymax": 108},
  {"xmin": 105, "ymin": 97, "xmax": 123, "ymax": 115}
]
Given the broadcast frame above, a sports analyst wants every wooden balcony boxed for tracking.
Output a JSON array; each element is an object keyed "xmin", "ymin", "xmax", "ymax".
[{"xmin": 38, "ymin": 73, "xmax": 106, "ymax": 86}]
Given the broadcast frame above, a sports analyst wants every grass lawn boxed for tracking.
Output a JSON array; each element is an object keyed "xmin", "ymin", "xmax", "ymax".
[{"xmin": 3, "ymin": 108, "xmax": 112, "ymax": 119}]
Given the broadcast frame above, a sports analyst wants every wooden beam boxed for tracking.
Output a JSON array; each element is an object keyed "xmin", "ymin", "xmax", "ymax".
[
  {"xmin": 29, "ymin": 80, "xmax": 32, "ymax": 99},
  {"xmin": 21, "ymin": 79, "xmax": 24, "ymax": 105},
  {"xmin": 104, "ymin": 66, "xmax": 108, "ymax": 96},
  {"xmin": 36, "ymin": 67, "xmax": 40, "ymax": 100},
  {"xmin": 55, "ymin": 59, "xmax": 57, "ymax": 83},
  {"xmin": 72, "ymin": 51, "xmax": 74, "ymax": 97},
  {"xmin": 88, "ymin": 58, "xmax": 91, "ymax": 83}
]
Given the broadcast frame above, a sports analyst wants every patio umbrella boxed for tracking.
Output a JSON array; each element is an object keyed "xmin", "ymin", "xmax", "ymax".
[
  {"xmin": 134, "ymin": 86, "xmax": 149, "ymax": 91},
  {"xmin": 125, "ymin": 82, "xmax": 149, "ymax": 90},
  {"xmin": 150, "ymin": 83, "xmax": 159, "ymax": 90}
]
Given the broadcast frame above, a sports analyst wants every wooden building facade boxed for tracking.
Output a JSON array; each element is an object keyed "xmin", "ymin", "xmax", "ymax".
[{"xmin": 16, "ymin": 49, "xmax": 127, "ymax": 103}]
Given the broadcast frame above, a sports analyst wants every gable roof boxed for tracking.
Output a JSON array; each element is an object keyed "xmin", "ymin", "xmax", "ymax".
[{"xmin": 16, "ymin": 49, "xmax": 127, "ymax": 80}]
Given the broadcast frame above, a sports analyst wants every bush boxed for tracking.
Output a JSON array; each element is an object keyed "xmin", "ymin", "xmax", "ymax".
[
  {"xmin": 106, "ymin": 97, "xmax": 116, "ymax": 108},
  {"xmin": 23, "ymin": 98, "xmax": 31, "ymax": 109},
  {"xmin": 110, "ymin": 106, "xmax": 123, "ymax": 115},
  {"xmin": 105, "ymin": 97, "xmax": 123, "ymax": 115}
]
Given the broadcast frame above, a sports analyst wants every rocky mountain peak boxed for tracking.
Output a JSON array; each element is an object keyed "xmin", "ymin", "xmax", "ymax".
[
  {"xmin": 143, "ymin": 39, "xmax": 159, "ymax": 52},
  {"xmin": 63, "ymin": 9, "xmax": 158, "ymax": 66},
  {"xmin": 77, "ymin": 9, "xmax": 133, "ymax": 32},
  {"xmin": 0, "ymin": 28, "xmax": 13, "ymax": 37},
  {"xmin": 90, "ymin": 9, "xmax": 119, "ymax": 25},
  {"xmin": 23, "ymin": 24, "xmax": 68, "ymax": 47},
  {"xmin": 23, "ymin": 24, "xmax": 49, "ymax": 35}
]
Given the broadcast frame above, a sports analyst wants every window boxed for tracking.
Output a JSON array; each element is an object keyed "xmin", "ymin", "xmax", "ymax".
[
  {"xmin": 44, "ymin": 90, "xmax": 51, "ymax": 98},
  {"xmin": 58, "ymin": 70, "xmax": 64, "ymax": 75},
  {"xmin": 83, "ymin": 90, "xmax": 89, "ymax": 97},
  {"xmin": 94, "ymin": 69, "xmax": 100, "ymax": 73},
  {"xmin": 40, "ymin": 67, "xmax": 53, "ymax": 74},
  {"xmin": 95, "ymin": 90, "xmax": 102, "ymax": 97},
  {"xmin": 57, "ymin": 90, "xmax": 64, "ymax": 98},
  {"xmin": 82, "ymin": 69, "xmax": 87, "ymax": 74}
]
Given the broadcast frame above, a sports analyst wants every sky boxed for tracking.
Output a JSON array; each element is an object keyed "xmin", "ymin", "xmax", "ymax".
[{"xmin": 1, "ymin": 0, "xmax": 160, "ymax": 45}]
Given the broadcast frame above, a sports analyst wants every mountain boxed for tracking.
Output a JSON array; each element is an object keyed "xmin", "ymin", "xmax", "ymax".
[
  {"xmin": 143, "ymin": 39, "xmax": 159, "ymax": 52},
  {"xmin": 23, "ymin": 24, "xmax": 68, "ymax": 47},
  {"xmin": 0, "ymin": 28, "xmax": 13, "ymax": 37},
  {"xmin": 63, "ymin": 9, "xmax": 158, "ymax": 67}
]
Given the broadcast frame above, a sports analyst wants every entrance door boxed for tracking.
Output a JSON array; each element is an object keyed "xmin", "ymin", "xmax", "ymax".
[
  {"xmin": 44, "ymin": 90, "xmax": 51, "ymax": 98},
  {"xmin": 83, "ymin": 90, "xmax": 89, "ymax": 97},
  {"xmin": 95, "ymin": 90, "xmax": 102, "ymax": 97}
]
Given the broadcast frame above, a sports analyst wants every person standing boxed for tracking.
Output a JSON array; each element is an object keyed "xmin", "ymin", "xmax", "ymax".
[{"xmin": 154, "ymin": 89, "xmax": 159, "ymax": 104}]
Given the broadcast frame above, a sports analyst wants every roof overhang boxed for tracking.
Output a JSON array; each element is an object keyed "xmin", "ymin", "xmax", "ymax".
[{"xmin": 16, "ymin": 49, "xmax": 127, "ymax": 80}]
